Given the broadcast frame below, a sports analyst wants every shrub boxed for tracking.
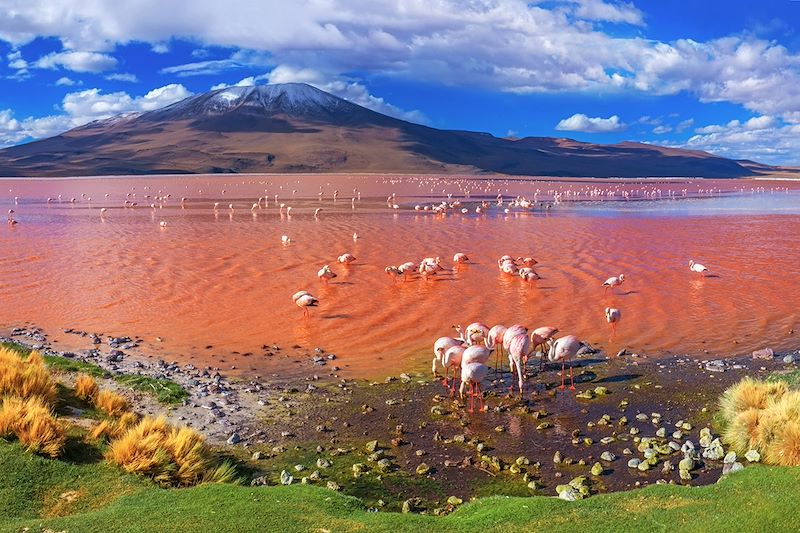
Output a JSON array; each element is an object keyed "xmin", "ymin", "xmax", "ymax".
[
  {"xmin": 74, "ymin": 374, "xmax": 100, "ymax": 402},
  {"xmin": 89, "ymin": 412, "xmax": 139, "ymax": 441},
  {"xmin": 720, "ymin": 379, "xmax": 800, "ymax": 466},
  {"xmin": 106, "ymin": 416, "xmax": 240, "ymax": 487},
  {"xmin": 0, "ymin": 396, "xmax": 65, "ymax": 457},
  {"xmin": 0, "ymin": 347, "xmax": 57, "ymax": 404},
  {"xmin": 95, "ymin": 390, "xmax": 129, "ymax": 417}
]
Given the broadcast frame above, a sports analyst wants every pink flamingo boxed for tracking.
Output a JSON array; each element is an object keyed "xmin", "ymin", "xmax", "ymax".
[
  {"xmin": 548, "ymin": 335, "xmax": 582, "ymax": 390},
  {"xmin": 397, "ymin": 262, "xmax": 416, "ymax": 280},
  {"xmin": 485, "ymin": 325, "xmax": 507, "ymax": 372},
  {"xmin": 516, "ymin": 257, "xmax": 538, "ymax": 267},
  {"xmin": 317, "ymin": 265, "xmax": 337, "ymax": 283},
  {"xmin": 499, "ymin": 259, "xmax": 518, "ymax": 275},
  {"xmin": 605, "ymin": 307, "xmax": 621, "ymax": 337},
  {"xmin": 384, "ymin": 266, "xmax": 402, "ymax": 281},
  {"xmin": 689, "ymin": 260, "xmax": 709, "ymax": 275},
  {"xmin": 507, "ymin": 333, "xmax": 532, "ymax": 398},
  {"xmin": 453, "ymin": 253, "xmax": 469, "ymax": 263},
  {"xmin": 459, "ymin": 362, "xmax": 489, "ymax": 413},
  {"xmin": 338, "ymin": 253, "xmax": 356, "ymax": 264},
  {"xmin": 292, "ymin": 290, "xmax": 319, "ymax": 317},
  {"xmin": 443, "ymin": 345, "xmax": 466, "ymax": 396},
  {"xmin": 530, "ymin": 326, "xmax": 559, "ymax": 369},
  {"xmin": 461, "ymin": 345, "xmax": 492, "ymax": 366},
  {"xmin": 463, "ymin": 323, "xmax": 489, "ymax": 346},
  {"xmin": 519, "ymin": 268, "xmax": 540, "ymax": 281},
  {"xmin": 502, "ymin": 324, "xmax": 528, "ymax": 354},
  {"xmin": 602, "ymin": 274, "xmax": 625, "ymax": 294},
  {"xmin": 433, "ymin": 336, "xmax": 462, "ymax": 384}
]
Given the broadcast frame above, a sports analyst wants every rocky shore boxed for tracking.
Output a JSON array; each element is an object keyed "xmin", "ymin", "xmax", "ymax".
[{"xmin": 4, "ymin": 324, "xmax": 799, "ymax": 511}]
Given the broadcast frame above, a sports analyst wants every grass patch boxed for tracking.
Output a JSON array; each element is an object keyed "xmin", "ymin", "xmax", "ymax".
[
  {"xmin": 114, "ymin": 374, "xmax": 188, "ymax": 405},
  {"xmin": 1, "ymin": 438, "xmax": 798, "ymax": 533},
  {"xmin": 768, "ymin": 369, "xmax": 800, "ymax": 388}
]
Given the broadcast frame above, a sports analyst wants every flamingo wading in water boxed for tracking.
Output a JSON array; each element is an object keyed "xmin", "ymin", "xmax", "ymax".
[
  {"xmin": 689, "ymin": 260, "xmax": 710, "ymax": 276},
  {"xmin": 292, "ymin": 291, "xmax": 319, "ymax": 317},
  {"xmin": 602, "ymin": 274, "xmax": 625, "ymax": 294},
  {"xmin": 605, "ymin": 307, "xmax": 621, "ymax": 338},
  {"xmin": 548, "ymin": 335, "xmax": 582, "ymax": 391}
]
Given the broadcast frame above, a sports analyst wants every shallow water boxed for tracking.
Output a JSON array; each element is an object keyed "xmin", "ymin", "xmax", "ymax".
[{"xmin": 1, "ymin": 174, "xmax": 798, "ymax": 378}]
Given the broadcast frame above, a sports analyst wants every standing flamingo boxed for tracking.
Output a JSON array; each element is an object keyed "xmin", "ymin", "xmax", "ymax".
[
  {"xmin": 292, "ymin": 290, "xmax": 319, "ymax": 317},
  {"xmin": 507, "ymin": 333, "xmax": 532, "ymax": 398},
  {"xmin": 485, "ymin": 325, "xmax": 507, "ymax": 372},
  {"xmin": 461, "ymin": 345, "xmax": 492, "ymax": 366},
  {"xmin": 433, "ymin": 337, "xmax": 462, "ymax": 384},
  {"xmin": 689, "ymin": 260, "xmax": 709, "ymax": 275},
  {"xmin": 317, "ymin": 265, "xmax": 337, "ymax": 284},
  {"xmin": 602, "ymin": 274, "xmax": 625, "ymax": 294},
  {"xmin": 548, "ymin": 335, "xmax": 582, "ymax": 390},
  {"xmin": 605, "ymin": 307, "xmax": 621, "ymax": 337},
  {"xmin": 459, "ymin": 362, "xmax": 489, "ymax": 413},
  {"xmin": 530, "ymin": 326, "xmax": 559, "ymax": 370},
  {"xmin": 443, "ymin": 345, "xmax": 466, "ymax": 396},
  {"xmin": 463, "ymin": 323, "xmax": 489, "ymax": 346},
  {"xmin": 453, "ymin": 253, "xmax": 469, "ymax": 263},
  {"xmin": 502, "ymin": 324, "xmax": 528, "ymax": 354}
]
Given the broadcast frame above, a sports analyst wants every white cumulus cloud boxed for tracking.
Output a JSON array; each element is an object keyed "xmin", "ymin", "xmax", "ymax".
[
  {"xmin": 34, "ymin": 50, "xmax": 117, "ymax": 73},
  {"xmin": 556, "ymin": 113, "xmax": 626, "ymax": 133}
]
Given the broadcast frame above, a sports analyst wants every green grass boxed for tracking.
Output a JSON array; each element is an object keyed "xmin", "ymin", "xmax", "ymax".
[
  {"xmin": 1, "ymin": 341, "xmax": 187, "ymax": 405},
  {"xmin": 767, "ymin": 369, "xmax": 800, "ymax": 388},
  {"xmin": 1, "ymin": 440, "xmax": 798, "ymax": 533}
]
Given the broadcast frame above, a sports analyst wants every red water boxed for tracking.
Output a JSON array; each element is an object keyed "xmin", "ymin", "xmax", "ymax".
[{"xmin": 1, "ymin": 174, "xmax": 798, "ymax": 378}]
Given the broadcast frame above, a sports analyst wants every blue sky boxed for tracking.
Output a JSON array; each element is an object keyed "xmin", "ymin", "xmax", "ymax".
[{"xmin": 1, "ymin": 0, "xmax": 799, "ymax": 164}]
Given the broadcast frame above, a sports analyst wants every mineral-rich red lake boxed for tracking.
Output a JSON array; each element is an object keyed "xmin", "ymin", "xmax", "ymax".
[{"xmin": 1, "ymin": 174, "xmax": 798, "ymax": 378}]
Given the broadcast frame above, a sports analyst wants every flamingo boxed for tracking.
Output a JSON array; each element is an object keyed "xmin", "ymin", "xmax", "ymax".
[
  {"xmin": 548, "ymin": 335, "xmax": 582, "ymax": 391},
  {"xmin": 292, "ymin": 290, "xmax": 319, "ymax": 317},
  {"xmin": 485, "ymin": 325, "xmax": 507, "ymax": 373},
  {"xmin": 602, "ymin": 274, "xmax": 625, "ymax": 294},
  {"xmin": 159, "ymin": 220, "xmax": 167, "ymax": 228},
  {"xmin": 530, "ymin": 326, "xmax": 559, "ymax": 370},
  {"xmin": 516, "ymin": 257, "xmax": 538, "ymax": 267},
  {"xmin": 461, "ymin": 345, "xmax": 492, "ymax": 366},
  {"xmin": 689, "ymin": 260, "xmax": 709, "ymax": 275},
  {"xmin": 397, "ymin": 262, "xmax": 416, "ymax": 280},
  {"xmin": 507, "ymin": 333, "xmax": 532, "ymax": 398},
  {"xmin": 338, "ymin": 253, "xmax": 356, "ymax": 264},
  {"xmin": 281, "ymin": 235, "xmax": 291, "ymax": 245},
  {"xmin": 460, "ymin": 362, "xmax": 489, "ymax": 413},
  {"xmin": 433, "ymin": 336, "xmax": 462, "ymax": 384},
  {"xmin": 500, "ymin": 260, "xmax": 518, "ymax": 275},
  {"xmin": 605, "ymin": 307, "xmax": 621, "ymax": 337},
  {"xmin": 314, "ymin": 208, "xmax": 322, "ymax": 218},
  {"xmin": 453, "ymin": 253, "xmax": 469, "ymax": 263},
  {"xmin": 318, "ymin": 265, "xmax": 337, "ymax": 283},
  {"xmin": 519, "ymin": 268, "xmax": 540, "ymax": 281},
  {"xmin": 463, "ymin": 323, "xmax": 489, "ymax": 346},
  {"xmin": 502, "ymin": 324, "xmax": 528, "ymax": 354},
  {"xmin": 443, "ymin": 345, "xmax": 466, "ymax": 396},
  {"xmin": 384, "ymin": 266, "xmax": 402, "ymax": 281}
]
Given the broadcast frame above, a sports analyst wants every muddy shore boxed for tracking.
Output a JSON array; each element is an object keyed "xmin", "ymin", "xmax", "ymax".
[{"xmin": 4, "ymin": 325, "xmax": 799, "ymax": 511}]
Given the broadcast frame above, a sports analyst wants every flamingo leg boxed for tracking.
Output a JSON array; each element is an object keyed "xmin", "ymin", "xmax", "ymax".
[
  {"xmin": 468, "ymin": 383, "xmax": 475, "ymax": 413},
  {"xmin": 560, "ymin": 362, "xmax": 566, "ymax": 390},
  {"xmin": 477, "ymin": 384, "xmax": 485, "ymax": 412},
  {"xmin": 569, "ymin": 365, "xmax": 576, "ymax": 391}
]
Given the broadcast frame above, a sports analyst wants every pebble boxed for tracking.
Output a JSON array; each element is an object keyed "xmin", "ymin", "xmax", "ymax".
[
  {"xmin": 227, "ymin": 433, "xmax": 241, "ymax": 445},
  {"xmin": 745, "ymin": 449, "xmax": 761, "ymax": 462}
]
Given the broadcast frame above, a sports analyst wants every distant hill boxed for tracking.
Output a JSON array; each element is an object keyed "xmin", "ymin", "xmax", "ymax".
[{"xmin": 0, "ymin": 83, "xmax": 759, "ymax": 178}]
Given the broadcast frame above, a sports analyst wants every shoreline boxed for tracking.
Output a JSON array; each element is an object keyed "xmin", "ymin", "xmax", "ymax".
[{"xmin": 5, "ymin": 323, "xmax": 800, "ymax": 508}]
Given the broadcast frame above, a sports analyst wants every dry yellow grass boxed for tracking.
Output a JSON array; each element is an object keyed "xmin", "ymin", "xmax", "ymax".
[
  {"xmin": 74, "ymin": 374, "xmax": 100, "ymax": 402},
  {"xmin": 94, "ymin": 390, "xmax": 129, "ymax": 417},
  {"xmin": 0, "ymin": 395, "xmax": 65, "ymax": 457},
  {"xmin": 0, "ymin": 347, "xmax": 57, "ymax": 404},
  {"xmin": 721, "ymin": 380, "xmax": 800, "ymax": 466},
  {"xmin": 89, "ymin": 412, "xmax": 139, "ymax": 441},
  {"xmin": 105, "ymin": 416, "xmax": 235, "ymax": 486}
]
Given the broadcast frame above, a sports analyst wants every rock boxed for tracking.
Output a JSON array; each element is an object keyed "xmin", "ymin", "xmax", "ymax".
[
  {"xmin": 637, "ymin": 461, "xmax": 651, "ymax": 472},
  {"xmin": 679, "ymin": 469, "xmax": 692, "ymax": 481},
  {"xmin": 594, "ymin": 386, "xmax": 609, "ymax": 396},
  {"xmin": 627, "ymin": 458, "xmax": 641, "ymax": 468},
  {"xmin": 575, "ymin": 391, "xmax": 594, "ymax": 400},
  {"xmin": 556, "ymin": 485, "xmax": 580, "ymax": 501},
  {"xmin": 280, "ymin": 470, "xmax": 293, "ymax": 485},
  {"xmin": 723, "ymin": 452, "xmax": 737, "ymax": 464},
  {"xmin": 752, "ymin": 348, "xmax": 774, "ymax": 360},
  {"xmin": 402, "ymin": 498, "xmax": 425, "ymax": 514},
  {"xmin": 227, "ymin": 433, "xmax": 242, "ymax": 445},
  {"xmin": 784, "ymin": 355, "xmax": 795, "ymax": 364},
  {"xmin": 316, "ymin": 458, "xmax": 331, "ymax": 469},
  {"xmin": 308, "ymin": 471, "xmax": 321, "ymax": 481},
  {"xmin": 656, "ymin": 428, "xmax": 666, "ymax": 438},
  {"xmin": 376, "ymin": 458, "xmax": 393, "ymax": 472},
  {"xmin": 365, "ymin": 440, "xmax": 379, "ymax": 453},
  {"xmin": 447, "ymin": 496, "xmax": 463, "ymax": 506},
  {"xmin": 681, "ymin": 441, "xmax": 696, "ymax": 454},
  {"xmin": 600, "ymin": 451, "xmax": 616, "ymax": 462},
  {"xmin": 416, "ymin": 463, "xmax": 431, "ymax": 475},
  {"xmin": 702, "ymin": 439, "xmax": 725, "ymax": 461},
  {"xmin": 326, "ymin": 481, "xmax": 341, "ymax": 491},
  {"xmin": 352, "ymin": 463, "xmax": 368, "ymax": 477},
  {"xmin": 536, "ymin": 422, "xmax": 552, "ymax": 430},
  {"xmin": 516, "ymin": 456, "xmax": 530, "ymax": 466},
  {"xmin": 636, "ymin": 413, "xmax": 649, "ymax": 422},
  {"xmin": 745, "ymin": 449, "xmax": 761, "ymax": 462},
  {"xmin": 662, "ymin": 461, "xmax": 673, "ymax": 474},
  {"xmin": 679, "ymin": 457, "xmax": 695, "ymax": 471},
  {"xmin": 553, "ymin": 451, "xmax": 563, "ymax": 464},
  {"xmin": 591, "ymin": 462, "xmax": 603, "ymax": 476},
  {"xmin": 294, "ymin": 464, "xmax": 305, "ymax": 472},
  {"xmin": 527, "ymin": 480, "xmax": 539, "ymax": 490},
  {"xmin": 705, "ymin": 360, "xmax": 726, "ymax": 372},
  {"xmin": 251, "ymin": 451, "xmax": 263, "ymax": 461},
  {"xmin": 600, "ymin": 436, "xmax": 616, "ymax": 445}
]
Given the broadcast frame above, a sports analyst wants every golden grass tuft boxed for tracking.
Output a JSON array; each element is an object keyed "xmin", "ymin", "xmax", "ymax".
[
  {"xmin": 74, "ymin": 374, "xmax": 100, "ymax": 402},
  {"xmin": 721, "ymin": 380, "xmax": 800, "ymax": 466},
  {"xmin": 89, "ymin": 411, "xmax": 139, "ymax": 441},
  {"xmin": 0, "ymin": 395, "xmax": 65, "ymax": 457},
  {"xmin": 0, "ymin": 347, "xmax": 57, "ymax": 405},
  {"xmin": 106, "ymin": 416, "xmax": 236, "ymax": 487},
  {"xmin": 94, "ymin": 390, "xmax": 129, "ymax": 417}
]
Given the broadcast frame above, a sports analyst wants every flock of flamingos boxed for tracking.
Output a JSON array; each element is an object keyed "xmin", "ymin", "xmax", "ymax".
[{"xmin": 292, "ymin": 241, "xmax": 711, "ymax": 414}]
